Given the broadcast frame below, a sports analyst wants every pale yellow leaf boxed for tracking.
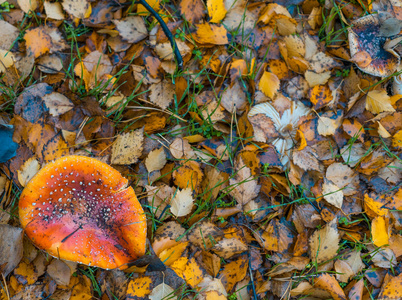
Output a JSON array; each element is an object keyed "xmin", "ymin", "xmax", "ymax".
[
  {"xmin": 44, "ymin": 1, "xmax": 65, "ymax": 20},
  {"xmin": 17, "ymin": 157, "xmax": 40, "ymax": 187},
  {"xmin": 111, "ymin": 128, "xmax": 144, "ymax": 165},
  {"xmin": 317, "ymin": 116, "xmax": 337, "ymax": 136},
  {"xmin": 322, "ymin": 180, "xmax": 343, "ymax": 209},
  {"xmin": 149, "ymin": 81, "xmax": 175, "ymax": 109},
  {"xmin": 309, "ymin": 218, "xmax": 339, "ymax": 264},
  {"xmin": 42, "ymin": 92, "xmax": 74, "ymax": 117},
  {"xmin": 145, "ymin": 147, "xmax": 167, "ymax": 173},
  {"xmin": 149, "ymin": 283, "xmax": 176, "ymax": 300},
  {"xmin": 170, "ymin": 188, "xmax": 194, "ymax": 217},
  {"xmin": 366, "ymin": 90, "xmax": 395, "ymax": 114}
]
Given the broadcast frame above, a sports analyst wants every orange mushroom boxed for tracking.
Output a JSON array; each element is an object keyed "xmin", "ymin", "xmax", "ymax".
[
  {"xmin": 19, "ymin": 155, "xmax": 146, "ymax": 270},
  {"xmin": 348, "ymin": 14, "xmax": 400, "ymax": 77}
]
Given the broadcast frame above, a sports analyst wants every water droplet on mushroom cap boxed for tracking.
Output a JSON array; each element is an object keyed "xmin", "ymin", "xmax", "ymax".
[{"xmin": 19, "ymin": 155, "xmax": 147, "ymax": 270}]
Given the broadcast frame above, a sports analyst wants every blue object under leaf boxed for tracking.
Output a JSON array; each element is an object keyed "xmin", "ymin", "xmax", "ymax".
[{"xmin": 0, "ymin": 124, "xmax": 18, "ymax": 163}]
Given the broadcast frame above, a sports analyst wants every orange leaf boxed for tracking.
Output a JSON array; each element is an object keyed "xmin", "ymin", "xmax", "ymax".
[
  {"xmin": 378, "ymin": 273, "xmax": 402, "ymax": 299},
  {"xmin": 193, "ymin": 23, "xmax": 228, "ymax": 45},
  {"xmin": 351, "ymin": 50, "xmax": 372, "ymax": 68},
  {"xmin": 309, "ymin": 85, "xmax": 333, "ymax": 110},
  {"xmin": 24, "ymin": 27, "xmax": 52, "ymax": 58},
  {"xmin": 173, "ymin": 161, "xmax": 203, "ymax": 192},
  {"xmin": 315, "ymin": 273, "xmax": 347, "ymax": 300}
]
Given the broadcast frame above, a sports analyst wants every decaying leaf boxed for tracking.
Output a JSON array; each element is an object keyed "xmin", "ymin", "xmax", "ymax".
[{"xmin": 111, "ymin": 128, "xmax": 144, "ymax": 164}]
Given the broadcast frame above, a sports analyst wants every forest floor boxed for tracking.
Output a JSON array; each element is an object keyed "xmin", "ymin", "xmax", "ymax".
[{"xmin": 0, "ymin": 0, "xmax": 402, "ymax": 299}]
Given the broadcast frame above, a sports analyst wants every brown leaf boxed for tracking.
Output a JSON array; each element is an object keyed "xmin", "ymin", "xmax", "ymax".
[
  {"xmin": 229, "ymin": 158, "xmax": 260, "ymax": 205},
  {"xmin": 0, "ymin": 224, "xmax": 23, "ymax": 276}
]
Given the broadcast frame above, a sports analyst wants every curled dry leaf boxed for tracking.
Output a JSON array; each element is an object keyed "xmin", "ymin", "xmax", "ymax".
[
  {"xmin": 220, "ymin": 80, "xmax": 247, "ymax": 114},
  {"xmin": 322, "ymin": 179, "xmax": 344, "ymax": 209},
  {"xmin": 17, "ymin": 157, "xmax": 40, "ymax": 187},
  {"xmin": 170, "ymin": 137, "xmax": 194, "ymax": 159},
  {"xmin": 146, "ymin": 184, "xmax": 175, "ymax": 219},
  {"xmin": 0, "ymin": 224, "xmax": 23, "ymax": 277},
  {"xmin": 212, "ymin": 237, "xmax": 248, "ymax": 259}
]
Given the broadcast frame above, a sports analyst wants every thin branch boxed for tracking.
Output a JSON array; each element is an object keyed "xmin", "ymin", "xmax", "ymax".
[{"xmin": 136, "ymin": 0, "xmax": 183, "ymax": 70}]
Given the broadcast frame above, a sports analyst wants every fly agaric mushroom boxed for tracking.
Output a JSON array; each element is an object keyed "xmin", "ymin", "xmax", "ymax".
[
  {"xmin": 19, "ymin": 156, "xmax": 146, "ymax": 270},
  {"xmin": 348, "ymin": 14, "xmax": 400, "ymax": 77}
]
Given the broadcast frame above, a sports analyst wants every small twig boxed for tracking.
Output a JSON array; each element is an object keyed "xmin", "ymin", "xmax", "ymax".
[{"xmin": 136, "ymin": 0, "xmax": 183, "ymax": 70}]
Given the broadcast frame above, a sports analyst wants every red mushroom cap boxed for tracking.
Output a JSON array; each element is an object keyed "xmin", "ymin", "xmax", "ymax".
[
  {"xmin": 348, "ymin": 14, "xmax": 400, "ymax": 77},
  {"xmin": 19, "ymin": 156, "xmax": 147, "ymax": 270}
]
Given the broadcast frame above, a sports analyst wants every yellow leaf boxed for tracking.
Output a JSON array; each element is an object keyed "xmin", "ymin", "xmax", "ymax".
[
  {"xmin": 193, "ymin": 23, "xmax": 228, "ymax": 45},
  {"xmin": 366, "ymin": 90, "xmax": 395, "ymax": 114},
  {"xmin": 372, "ymin": 216, "xmax": 389, "ymax": 247},
  {"xmin": 138, "ymin": 0, "xmax": 160, "ymax": 14},
  {"xmin": 259, "ymin": 71, "xmax": 280, "ymax": 99},
  {"xmin": 126, "ymin": 276, "xmax": 153, "ymax": 298},
  {"xmin": 364, "ymin": 194, "xmax": 388, "ymax": 217},
  {"xmin": 392, "ymin": 130, "xmax": 402, "ymax": 148},
  {"xmin": 158, "ymin": 242, "xmax": 189, "ymax": 266},
  {"xmin": 183, "ymin": 258, "xmax": 204, "ymax": 287},
  {"xmin": 207, "ymin": 0, "xmax": 227, "ymax": 23}
]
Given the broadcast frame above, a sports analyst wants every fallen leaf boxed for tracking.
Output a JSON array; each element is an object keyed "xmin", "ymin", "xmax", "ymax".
[
  {"xmin": 207, "ymin": 0, "xmax": 227, "ymax": 23},
  {"xmin": 220, "ymin": 80, "xmax": 247, "ymax": 114},
  {"xmin": 0, "ymin": 224, "xmax": 23, "ymax": 276},
  {"xmin": 149, "ymin": 81, "xmax": 175, "ymax": 109},
  {"xmin": 62, "ymin": 0, "xmax": 89, "ymax": 18},
  {"xmin": 149, "ymin": 283, "xmax": 176, "ymax": 300},
  {"xmin": 309, "ymin": 218, "xmax": 339, "ymax": 264},
  {"xmin": 42, "ymin": 92, "xmax": 74, "ymax": 117},
  {"xmin": 366, "ymin": 90, "xmax": 395, "ymax": 114},
  {"xmin": 259, "ymin": 71, "xmax": 280, "ymax": 99},
  {"xmin": 193, "ymin": 23, "xmax": 228, "ymax": 45},
  {"xmin": 170, "ymin": 188, "xmax": 194, "ymax": 217},
  {"xmin": 315, "ymin": 273, "xmax": 347, "ymax": 300},
  {"xmin": 113, "ymin": 16, "xmax": 148, "ymax": 43},
  {"xmin": 229, "ymin": 158, "xmax": 260, "ymax": 205},
  {"xmin": 145, "ymin": 147, "xmax": 167, "ymax": 173},
  {"xmin": 372, "ymin": 216, "xmax": 389, "ymax": 247},
  {"xmin": 17, "ymin": 157, "xmax": 40, "ymax": 187},
  {"xmin": 322, "ymin": 180, "xmax": 343, "ymax": 209},
  {"xmin": 111, "ymin": 128, "xmax": 144, "ymax": 165}
]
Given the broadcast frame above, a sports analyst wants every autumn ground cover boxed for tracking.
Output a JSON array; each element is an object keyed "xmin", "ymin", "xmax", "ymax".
[{"xmin": 0, "ymin": 0, "xmax": 402, "ymax": 299}]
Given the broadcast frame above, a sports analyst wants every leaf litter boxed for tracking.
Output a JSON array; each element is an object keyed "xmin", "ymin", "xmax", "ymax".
[{"xmin": 0, "ymin": 0, "xmax": 402, "ymax": 299}]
